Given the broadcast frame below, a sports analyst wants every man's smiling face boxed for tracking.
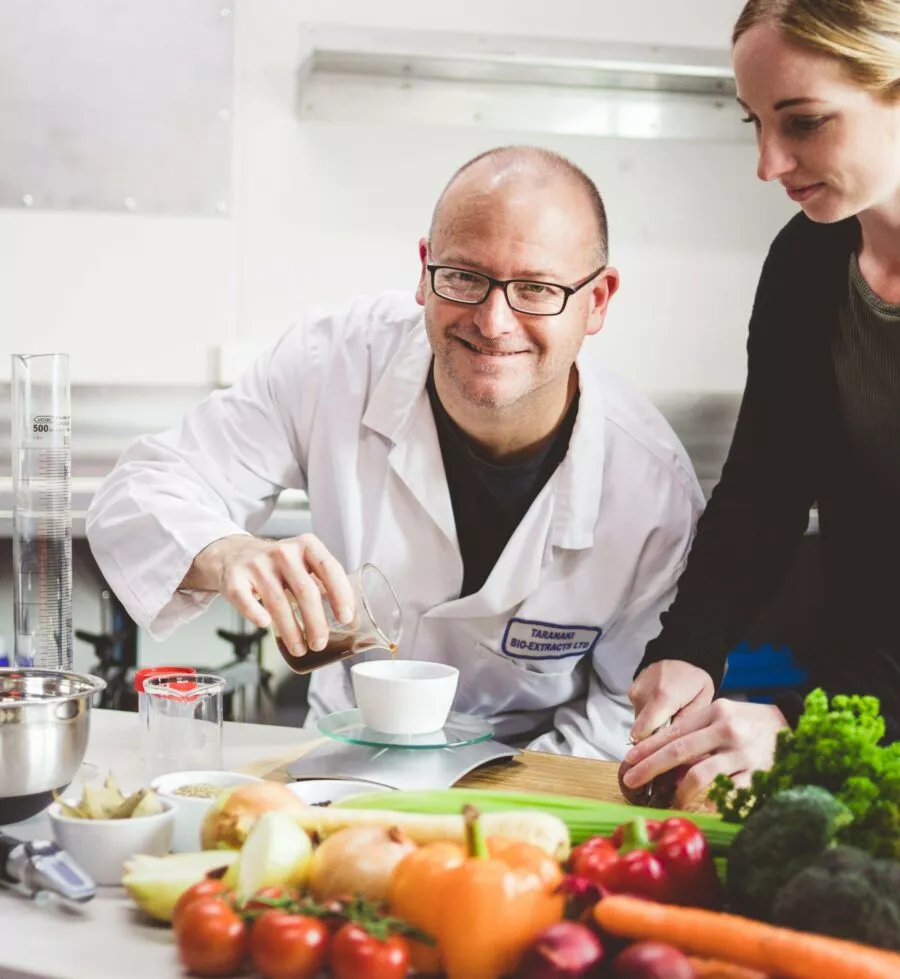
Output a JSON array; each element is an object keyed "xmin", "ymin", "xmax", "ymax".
[{"xmin": 417, "ymin": 164, "xmax": 610, "ymax": 414}]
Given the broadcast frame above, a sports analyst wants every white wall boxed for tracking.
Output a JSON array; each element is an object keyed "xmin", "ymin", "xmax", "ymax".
[
  {"xmin": 0, "ymin": 1, "xmax": 798, "ymax": 679},
  {"xmin": 265, "ymin": 0, "xmax": 744, "ymax": 47},
  {"xmin": 0, "ymin": 0, "xmax": 795, "ymax": 395}
]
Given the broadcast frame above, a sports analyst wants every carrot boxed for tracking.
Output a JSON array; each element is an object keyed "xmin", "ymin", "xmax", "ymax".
[
  {"xmin": 687, "ymin": 957, "xmax": 773, "ymax": 979},
  {"xmin": 593, "ymin": 894, "xmax": 900, "ymax": 979}
]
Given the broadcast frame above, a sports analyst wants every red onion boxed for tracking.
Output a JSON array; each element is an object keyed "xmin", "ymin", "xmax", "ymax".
[
  {"xmin": 618, "ymin": 761, "xmax": 689, "ymax": 809},
  {"xmin": 517, "ymin": 920, "xmax": 605, "ymax": 979},
  {"xmin": 610, "ymin": 941, "xmax": 697, "ymax": 979}
]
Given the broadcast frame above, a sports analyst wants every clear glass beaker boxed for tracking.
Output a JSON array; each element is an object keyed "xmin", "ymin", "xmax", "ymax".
[
  {"xmin": 11, "ymin": 354, "xmax": 73, "ymax": 670},
  {"xmin": 134, "ymin": 665, "xmax": 198, "ymax": 762},
  {"xmin": 143, "ymin": 673, "xmax": 226, "ymax": 779}
]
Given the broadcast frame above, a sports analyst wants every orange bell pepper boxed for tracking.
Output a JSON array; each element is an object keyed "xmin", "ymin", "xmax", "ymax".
[
  {"xmin": 388, "ymin": 840, "xmax": 465, "ymax": 974},
  {"xmin": 390, "ymin": 805, "xmax": 564, "ymax": 979}
]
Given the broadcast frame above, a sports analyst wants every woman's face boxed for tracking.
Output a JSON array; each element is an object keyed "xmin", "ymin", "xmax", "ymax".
[{"xmin": 733, "ymin": 22, "xmax": 900, "ymax": 223}]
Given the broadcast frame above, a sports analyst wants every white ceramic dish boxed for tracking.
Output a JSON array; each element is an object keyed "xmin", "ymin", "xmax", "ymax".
[
  {"xmin": 350, "ymin": 660, "xmax": 459, "ymax": 735},
  {"xmin": 48, "ymin": 798, "xmax": 175, "ymax": 887},
  {"xmin": 150, "ymin": 770, "xmax": 264, "ymax": 853},
  {"xmin": 284, "ymin": 778, "xmax": 394, "ymax": 806}
]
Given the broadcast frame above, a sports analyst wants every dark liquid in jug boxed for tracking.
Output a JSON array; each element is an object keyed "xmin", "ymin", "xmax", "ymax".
[{"xmin": 276, "ymin": 632, "xmax": 398, "ymax": 675}]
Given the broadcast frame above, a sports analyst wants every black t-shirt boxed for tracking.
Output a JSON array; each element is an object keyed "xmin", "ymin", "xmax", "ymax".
[
  {"xmin": 833, "ymin": 252, "xmax": 900, "ymax": 494},
  {"xmin": 775, "ymin": 255, "xmax": 900, "ymax": 732},
  {"xmin": 426, "ymin": 367, "xmax": 579, "ymax": 598}
]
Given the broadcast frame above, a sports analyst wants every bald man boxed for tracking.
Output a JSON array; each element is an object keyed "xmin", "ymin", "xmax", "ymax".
[{"xmin": 87, "ymin": 146, "xmax": 703, "ymax": 760}]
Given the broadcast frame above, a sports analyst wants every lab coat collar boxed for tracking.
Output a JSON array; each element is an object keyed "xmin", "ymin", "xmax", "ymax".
[
  {"xmin": 550, "ymin": 348, "xmax": 606, "ymax": 550},
  {"xmin": 362, "ymin": 322, "xmax": 458, "ymax": 545},
  {"xmin": 361, "ymin": 325, "xmax": 607, "ymax": 556},
  {"xmin": 361, "ymin": 316, "xmax": 433, "ymax": 444}
]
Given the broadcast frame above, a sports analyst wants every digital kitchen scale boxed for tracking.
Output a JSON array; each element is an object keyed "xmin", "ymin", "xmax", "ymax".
[{"xmin": 286, "ymin": 710, "xmax": 521, "ymax": 790}]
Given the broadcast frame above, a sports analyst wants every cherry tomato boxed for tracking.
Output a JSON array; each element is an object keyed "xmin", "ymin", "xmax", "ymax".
[
  {"xmin": 176, "ymin": 896, "xmax": 248, "ymax": 977},
  {"xmin": 329, "ymin": 922, "xmax": 409, "ymax": 979},
  {"xmin": 250, "ymin": 909, "xmax": 329, "ymax": 979},
  {"xmin": 172, "ymin": 878, "xmax": 232, "ymax": 933}
]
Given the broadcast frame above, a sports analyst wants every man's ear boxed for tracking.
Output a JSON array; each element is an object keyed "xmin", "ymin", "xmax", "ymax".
[
  {"xmin": 415, "ymin": 238, "xmax": 429, "ymax": 306},
  {"xmin": 586, "ymin": 267, "xmax": 621, "ymax": 337}
]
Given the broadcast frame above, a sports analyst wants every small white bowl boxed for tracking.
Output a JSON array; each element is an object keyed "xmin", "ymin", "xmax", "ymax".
[
  {"xmin": 351, "ymin": 660, "xmax": 459, "ymax": 735},
  {"xmin": 150, "ymin": 770, "xmax": 264, "ymax": 853},
  {"xmin": 285, "ymin": 779, "xmax": 394, "ymax": 806},
  {"xmin": 48, "ymin": 799, "xmax": 175, "ymax": 887}
]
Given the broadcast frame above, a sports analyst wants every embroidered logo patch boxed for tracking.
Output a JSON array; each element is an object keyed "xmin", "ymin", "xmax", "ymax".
[{"xmin": 501, "ymin": 618, "xmax": 602, "ymax": 660}]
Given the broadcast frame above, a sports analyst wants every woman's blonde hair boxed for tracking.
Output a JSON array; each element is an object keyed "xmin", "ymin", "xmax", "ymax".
[{"xmin": 733, "ymin": 0, "xmax": 900, "ymax": 100}]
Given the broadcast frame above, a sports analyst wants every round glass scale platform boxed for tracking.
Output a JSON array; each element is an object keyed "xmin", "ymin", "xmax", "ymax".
[
  {"xmin": 317, "ymin": 708, "xmax": 493, "ymax": 749},
  {"xmin": 287, "ymin": 710, "xmax": 519, "ymax": 790}
]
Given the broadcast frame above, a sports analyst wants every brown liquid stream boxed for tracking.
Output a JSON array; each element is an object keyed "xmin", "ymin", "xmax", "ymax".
[{"xmin": 276, "ymin": 633, "xmax": 398, "ymax": 675}]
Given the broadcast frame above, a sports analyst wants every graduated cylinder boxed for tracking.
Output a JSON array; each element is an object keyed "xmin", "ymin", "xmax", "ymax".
[{"xmin": 12, "ymin": 353, "xmax": 73, "ymax": 670}]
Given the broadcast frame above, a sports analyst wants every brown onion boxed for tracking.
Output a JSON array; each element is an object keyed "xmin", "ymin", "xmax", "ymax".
[
  {"xmin": 200, "ymin": 782, "xmax": 307, "ymax": 850},
  {"xmin": 308, "ymin": 825, "xmax": 417, "ymax": 903}
]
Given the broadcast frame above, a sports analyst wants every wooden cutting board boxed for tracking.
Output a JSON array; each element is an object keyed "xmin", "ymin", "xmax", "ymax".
[
  {"xmin": 239, "ymin": 739, "xmax": 626, "ymax": 803},
  {"xmin": 459, "ymin": 750, "xmax": 625, "ymax": 802}
]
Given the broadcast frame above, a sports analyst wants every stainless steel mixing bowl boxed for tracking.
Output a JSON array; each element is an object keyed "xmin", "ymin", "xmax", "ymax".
[{"xmin": 0, "ymin": 668, "xmax": 107, "ymax": 824}]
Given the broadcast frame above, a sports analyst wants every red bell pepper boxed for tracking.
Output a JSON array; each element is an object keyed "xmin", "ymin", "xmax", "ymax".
[{"xmin": 569, "ymin": 817, "xmax": 721, "ymax": 908}]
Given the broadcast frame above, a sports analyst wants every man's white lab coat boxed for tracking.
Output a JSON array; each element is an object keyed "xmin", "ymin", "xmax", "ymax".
[{"xmin": 86, "ymin": 293, "xmax": 703, "ymax": 760}]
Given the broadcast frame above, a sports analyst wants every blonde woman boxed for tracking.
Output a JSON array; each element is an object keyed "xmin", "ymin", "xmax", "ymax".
[{"xmin": 626, "ymin": 0, "xmax": 900, "ymax": 806}]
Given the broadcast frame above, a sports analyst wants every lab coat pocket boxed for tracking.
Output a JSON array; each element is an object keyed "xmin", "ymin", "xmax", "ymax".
[
  {"xmin": 469, "ymin": 641, "xmax": 587, "ymax": 717},
  {"xmin": 473, "ymin": 638, "xmax": 588, "ymax": 679}
]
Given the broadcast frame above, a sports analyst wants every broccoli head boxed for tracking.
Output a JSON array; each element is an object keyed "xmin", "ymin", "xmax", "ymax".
[
  {"xmin": 773, "ymin": 845, "xmax": 900, "ymax": 951},
  {"xmin": 725, "ymin": 785, "xmax": 853, "ymax": 921}
]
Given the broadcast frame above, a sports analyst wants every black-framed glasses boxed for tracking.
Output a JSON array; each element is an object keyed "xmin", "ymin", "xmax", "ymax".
[{"xmin": 426, "ymin": 263, "xmax": 607, "ymax": 316}]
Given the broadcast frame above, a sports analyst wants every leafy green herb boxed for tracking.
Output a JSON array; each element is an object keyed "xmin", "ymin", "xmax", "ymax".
[{"xmin": 709, "ymin": 689, "xmax": 900, "ymax": 859}]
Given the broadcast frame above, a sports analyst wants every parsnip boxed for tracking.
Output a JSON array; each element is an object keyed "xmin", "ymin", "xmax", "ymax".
[{"xmin": 290, "ymin": 807, "xmax": 570, "ymax": 860}]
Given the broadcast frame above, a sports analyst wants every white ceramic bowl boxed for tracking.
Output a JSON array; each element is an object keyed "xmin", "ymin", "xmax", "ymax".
[
  {"xmin": 48, "ymin": 798, "xmax": 175, "ymax": 886},
  {"xmin": 150, "ymin": 770, "xmax": 264, "ymax": 853},
  {"xmin": 285, "ymin": 779, "xmax": 394, "ymax": 806},
  {"xmin": 350, "ymin": 660, "xmax": 459, "ymax": 736}
]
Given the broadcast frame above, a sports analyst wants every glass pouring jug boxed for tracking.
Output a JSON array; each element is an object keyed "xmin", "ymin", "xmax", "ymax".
[{"xmin": 275, "ymin": 562, "xmax": 403, "ymax": 675}]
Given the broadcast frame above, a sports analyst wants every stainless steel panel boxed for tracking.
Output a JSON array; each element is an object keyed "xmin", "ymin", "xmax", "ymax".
[
  {"xmin": 298, "ymin": 25, "xmax": 737, "ymax": 95},
  {"xmin": 296, "ymin": 24, "xmax": 747, "ymax": 142},
  {"xmin": 0, "ymin": 383, "xmax": 313, "ymax": 539},
  {"xmin": 0, "ymin": 0, "xmax": 233, "ymax": 215},
  {"xmin": 0, "ymin": 383, "xmax": 214, "ymax": 479},
  {"xmin": 653, "ymin": 392, "xmax": 741, "ymax": 497}
]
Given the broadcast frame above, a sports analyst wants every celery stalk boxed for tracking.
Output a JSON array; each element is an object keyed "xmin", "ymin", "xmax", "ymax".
[{"xmin": 334, "ymin": 788, "xmax": 740, "ymax": 853}]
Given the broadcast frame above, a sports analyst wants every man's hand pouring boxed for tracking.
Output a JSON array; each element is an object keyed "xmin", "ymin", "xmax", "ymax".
[{"xmin": 181, "ymin": 533, "xmax": 355, "ymax": 658}]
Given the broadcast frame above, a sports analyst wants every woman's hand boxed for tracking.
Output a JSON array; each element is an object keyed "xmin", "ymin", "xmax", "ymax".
[
  {"xmin": 621, "ymin": 699, "xmax": 789, "ymax": 810},
  {"xmin": 182, "ymin": 533, "xmax": 354, "ymax": 658},
  {"xmin": 629, "ymin": 660, "xmax": 716, "ymax": 741}
]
